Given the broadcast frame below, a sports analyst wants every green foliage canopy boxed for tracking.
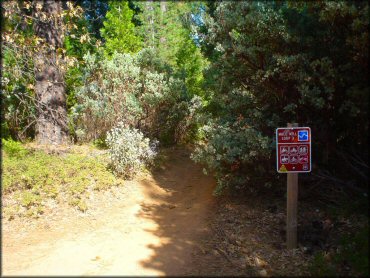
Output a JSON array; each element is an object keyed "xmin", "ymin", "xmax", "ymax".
[
  {"xmin": 100, "ymin": 1, "xmax": 142, "ymax": 56},
  {"xmin": 192, "ymin": 1, "xmax": 369, "ymax": 193}
]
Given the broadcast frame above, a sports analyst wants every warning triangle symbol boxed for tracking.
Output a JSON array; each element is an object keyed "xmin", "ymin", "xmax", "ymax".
[{"xmin": 279, "ymin": 164, "xmax": 287, "ymax": 172}]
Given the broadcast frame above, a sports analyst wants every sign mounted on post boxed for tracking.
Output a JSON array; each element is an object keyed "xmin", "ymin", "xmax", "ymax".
[{"xmin": 276, "ymin": 127, "xmax": 311, "ymax": 173}]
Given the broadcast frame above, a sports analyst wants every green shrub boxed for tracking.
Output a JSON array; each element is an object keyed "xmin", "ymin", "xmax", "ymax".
[
  {"xmin": 73, "ymin": 49, "xmax": 203, "ymax": 146},
  {"xmin": 73, "ymin": 50, "xmax": 171, "ymax": 142},
  {"xmin": 2, "ymin": 143, "xmax": 125, "ymax": 219},
  {"xmin": 309, "ymin": 252, "xmax": 336, "ymax": 277},
  {"xmin": 106, "ymin": 122, "xmax": 157, "ymax": 179},
  {"xmin": 191, "ymin": 111, "xmax": 272, "ymax": 195},
  {"xmin": 335, "ymin": 226, "xmax": 369, "ymax": 276},
  {"xmin": 18, "ymin": 191, "xmax": 42, "ymax": 208},
  {"xmin": 68, "ymin": 197, "xmax": 88, "ymax": 212},
  {"xmin": 192, "ymin": 1, "xmax": 368, "ymax": 194},
  {"xmin": 2, "ymin": 139, "xmax": 29, "ymax": 158},
  {"xmin": 310, "ymin": 225, "xmax": 369, "ymax": 276},
  {"xmin": 93, "ymin": 137, "xmax": 108, "ymax": 149}
]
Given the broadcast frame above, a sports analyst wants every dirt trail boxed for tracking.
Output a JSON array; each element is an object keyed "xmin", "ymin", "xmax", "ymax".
[{"xmin": 2, "ymin": 148, "xmax": 217, "ymax": 276}]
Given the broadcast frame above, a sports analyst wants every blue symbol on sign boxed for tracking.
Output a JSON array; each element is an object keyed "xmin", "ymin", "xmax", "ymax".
[{"xmin": 298, "ymin": 130, "xmax": 309, "ymax": 141}]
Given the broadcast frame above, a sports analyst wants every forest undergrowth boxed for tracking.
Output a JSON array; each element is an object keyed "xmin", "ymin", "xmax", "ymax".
[{"xmin": 2, "ymin": 139, "xmax": 125, "ymax": 218}]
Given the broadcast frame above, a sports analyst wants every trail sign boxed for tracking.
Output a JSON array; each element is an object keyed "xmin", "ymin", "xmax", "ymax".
[{"xmin": 276, "ymin": 127, "xmax": 311, "ymax": 173}]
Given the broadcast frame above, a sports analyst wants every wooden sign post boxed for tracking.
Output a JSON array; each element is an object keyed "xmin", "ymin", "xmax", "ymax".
[
  {"xmin": 287, "ymin": 123, "xmax": 298, "ymax": 249},
  {"xmin": 276, "ymin": 123, "xmax": 312, "ymax": 249}
]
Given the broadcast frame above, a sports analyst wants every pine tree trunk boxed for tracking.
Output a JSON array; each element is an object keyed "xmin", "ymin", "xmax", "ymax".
[
  {"xmin": 160, "ymin": 1, "xmax": 166, "ymax": 43},
  {"xmin": 146, "ymin": 0, "xmax": 155, "ymax": 47},
  {"xmin": 33, "ymin": 0, "xmax": 68, "ymax": 144}
]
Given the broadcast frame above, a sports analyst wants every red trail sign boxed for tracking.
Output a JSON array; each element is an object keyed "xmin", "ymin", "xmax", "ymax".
[{"xmin": 276, "ymin": 127, "xmax": 311, "ymax": 173}]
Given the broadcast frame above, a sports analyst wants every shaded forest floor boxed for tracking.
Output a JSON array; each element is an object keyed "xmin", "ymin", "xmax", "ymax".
[{"xmin": 2, "ymin": 147, "xmax": 368, "ymax": 276}]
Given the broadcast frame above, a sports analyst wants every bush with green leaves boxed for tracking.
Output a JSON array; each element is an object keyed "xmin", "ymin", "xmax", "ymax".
[
  {"xmin": 171, "ymin": 95, "xmax": 205, "ymax": 144},
  {"xmin": 309, "ymin": 225, "xmax": 368, "ymax": 276},
  {"xmin": 73, "ymin": 47, "xmax": 205, "ymax": 146},
  {"xmin": 2, "ymin": 138, "xmax": 29, "ymax": 158},
  {"xmin": 106, "ymin": 122, "xmax": 157, "ymax": 179},
  {"xmin": 72, "ymin": 50, "xmax": 140, "ymax": 141},
  {"xmin": 191, "ymin": 98, "xmax": 272, "ymax": 195},
  {"xmin": 73, "ymin": 49, "xmax": 174, "ymax": 142},
  {"xmin": 1, "ymin": 48, "xmax": 36, "ymax": 141},
  {"xmin": 193, "ymin": 1, "xmax": 368, "ymax": 194}
]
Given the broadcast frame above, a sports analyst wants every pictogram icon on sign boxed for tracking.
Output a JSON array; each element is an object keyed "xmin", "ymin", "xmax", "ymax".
[
  {"xmin": 280, "ymin": 146, "xmax": 289, "ymax": 154},
  {"xmin": 290, "ymin": 155, "xmax": 298, "ymax": 164},
  {"xmin": 299, "ymin": 145, "xmax": 308, "ymax": 154},
  {"xmin": 299, "ymin": 155, "xmax": 308, "ymax": 164},
  {"xmin": 280, "ymin": 155, "xmax": 289, "ymax": 164},
  {"xmin": 289, "ymin": 146, "xmax": 298, "ymax": 154},
  {"xmin": 298, "ymin": 130, "xmax": 309, "ymax": 141}
]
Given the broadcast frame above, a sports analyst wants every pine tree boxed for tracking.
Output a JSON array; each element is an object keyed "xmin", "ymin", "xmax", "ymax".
[
  {"xmin": 135, "ymin": 1, "xmax": 192, "ymax": 67},
  {"xmin": 100, "ymin": 0, "xmax": 142, "ymax": 56},
  {"xmin": 33, "ymin": 0, "xmax": 69, "ymax": 144}
]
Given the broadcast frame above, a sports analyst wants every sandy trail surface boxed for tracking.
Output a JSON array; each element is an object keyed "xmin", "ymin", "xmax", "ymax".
[{"xmin": 2, "ymin": 148, "xmax": 217, "ymax": 276}]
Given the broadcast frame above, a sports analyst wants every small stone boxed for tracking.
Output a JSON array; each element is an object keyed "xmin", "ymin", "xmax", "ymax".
[{"xmin": 255, "ymin": 257, "xmax": 268, "ymax": 267}]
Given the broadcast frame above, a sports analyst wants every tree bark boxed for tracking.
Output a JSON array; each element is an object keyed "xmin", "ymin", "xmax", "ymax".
[{"xmin": 33, "ymin": 0, "xmax": 69, "ymax": 144}]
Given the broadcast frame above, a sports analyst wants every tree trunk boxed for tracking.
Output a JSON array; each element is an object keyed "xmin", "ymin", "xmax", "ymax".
[
  {"xmin": 145, "ymin": 0, "xmax": 155, "ymax": 48},
  {"xmin": 160, "ymin": 1, "xmax": 166, "ymax": 44},
  {"xmin": 33, "ymin": 0, "xmax": 68, "ymax": 144}
]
